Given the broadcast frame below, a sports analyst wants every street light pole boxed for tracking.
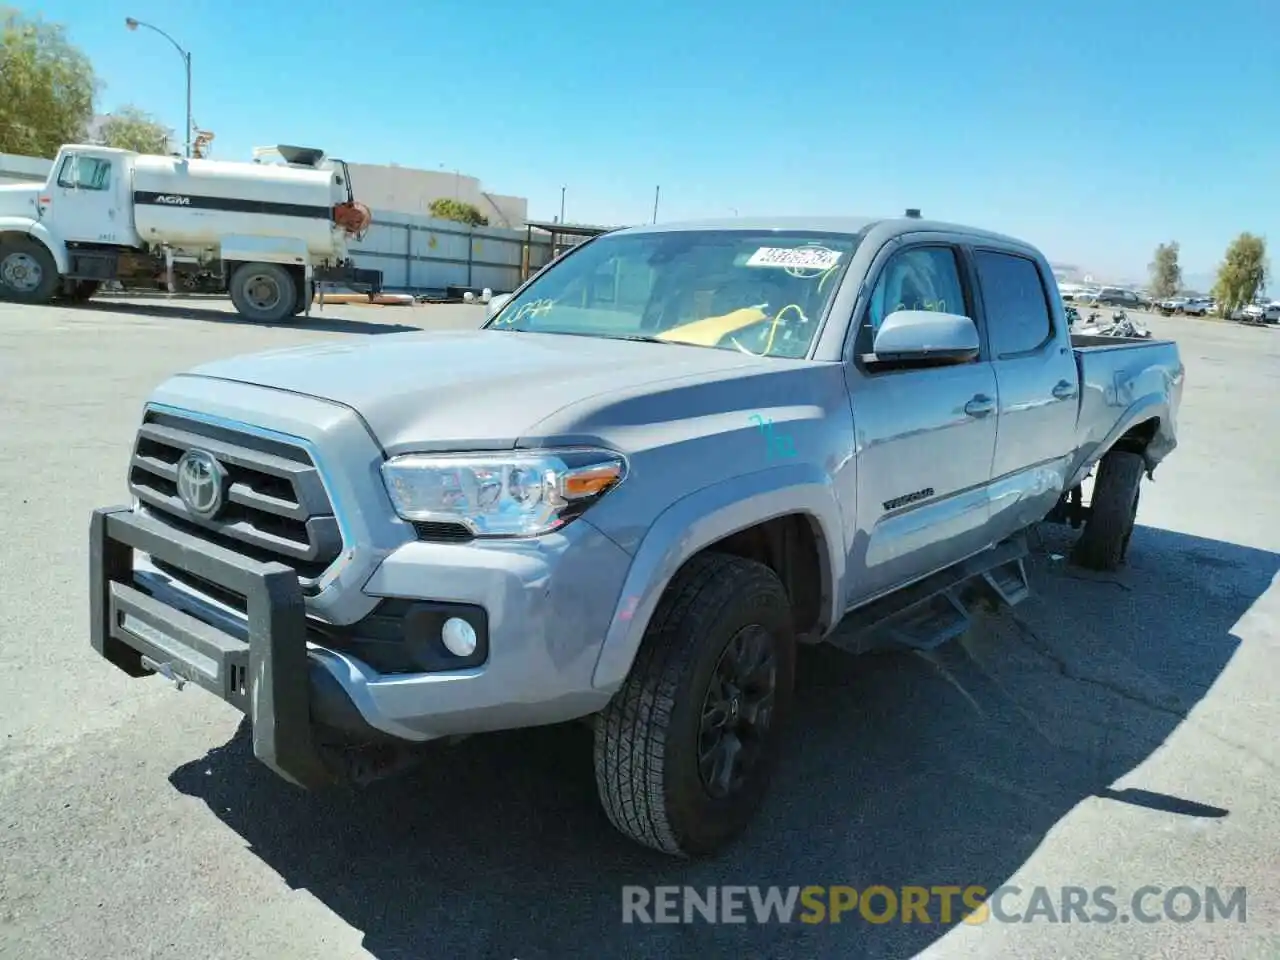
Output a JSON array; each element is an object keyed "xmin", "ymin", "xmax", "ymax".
[
  {"xmin": 559, "ymin": 185, "xmax": 566, "ymax": 224},
  {"xmin": 125, "ymin": 17, "xmax": 192, "ymax": 158}
]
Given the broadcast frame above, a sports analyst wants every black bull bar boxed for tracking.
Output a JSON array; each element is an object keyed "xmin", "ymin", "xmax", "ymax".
[{"xmin": 89, "ymin": 506, "xmax": 334, "ymax": 788}]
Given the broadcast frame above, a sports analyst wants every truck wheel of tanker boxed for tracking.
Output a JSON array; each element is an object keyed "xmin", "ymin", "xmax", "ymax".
[
  {"xmin": 229, "ymin": 262, "xmax": 298, "ymax": 323},
  {"xmin": 292, "ymin": 279, "xmax": 313, "ymax": 315},
  {"xmin": 66, "ymin": 280, "xmax": 101, "ymax": 303},
  {"xmin": 593, "ymin": 552, "xmax": 795, "ymax": 857},
  {"xmin": 0, "ymin": 236, "xmax": 59, "ymax": 304},
  {"xmin": 1071, "ymin": 450, "xmax": 1144, "ymax": 572}
]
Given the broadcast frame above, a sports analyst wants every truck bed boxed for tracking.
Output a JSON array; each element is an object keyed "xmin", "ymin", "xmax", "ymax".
[
  {"xmin": 1069, "ymin": 334, "xmax": 1183, "ymax": 481},
  {"xmin": 1070, "ymin": 333, "xmax": 1171, "ymax": 348}
]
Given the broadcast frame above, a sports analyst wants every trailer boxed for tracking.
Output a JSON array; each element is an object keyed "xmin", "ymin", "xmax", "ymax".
[{"xmin": 0, "ymin": 143, "xmax": 382, "ymax": 321}]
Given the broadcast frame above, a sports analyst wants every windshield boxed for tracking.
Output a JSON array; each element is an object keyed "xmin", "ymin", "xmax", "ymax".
[{"xmin": 486, "ymin": 229, "xmax": 861, "ymax": 358}]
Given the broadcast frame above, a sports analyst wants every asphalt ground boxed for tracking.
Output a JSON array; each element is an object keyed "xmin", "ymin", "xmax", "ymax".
[{"xmin": 0, "ymin": 298, "xmax": 1276, "ymax": 960}]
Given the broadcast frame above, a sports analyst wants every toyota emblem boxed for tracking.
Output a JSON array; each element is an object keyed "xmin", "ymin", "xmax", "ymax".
[{"xmin": 175, "ymin": 449, "xmax": 226, "ymax": 518}]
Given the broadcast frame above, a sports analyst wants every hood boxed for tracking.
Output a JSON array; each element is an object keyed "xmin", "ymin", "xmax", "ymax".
[
  {"xmin": 183, "ymin": 328, "xmax": 768, "ymax": 454},
  {"xmin": 0, "ymin": 182, "xmax": 41, "ymax": 219}
]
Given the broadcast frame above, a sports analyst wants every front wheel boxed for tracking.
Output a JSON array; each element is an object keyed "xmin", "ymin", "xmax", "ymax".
[
  {"xmin": 0, "ymin": 237, "xmax": 59, "ymax": 304},
  {"xmin": 593, "ymin": 552, "xmax": 795, "ymax": 858},
  {"xmin": 228, "ymin": 262, "xmax": 298, "ymax": 323}
]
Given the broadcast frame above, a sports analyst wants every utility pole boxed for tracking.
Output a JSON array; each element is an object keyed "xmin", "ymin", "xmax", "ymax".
[
  {"xmin": 560, "ymin": 185, "xmax": 566, "ymax": 223},
  {"xmin": 125, "ymin": 18, "xmax": 192, "ymax": 158},
  {"xmin": 652, "ymin": 186, "xmax": 660, "ymax": 224}
]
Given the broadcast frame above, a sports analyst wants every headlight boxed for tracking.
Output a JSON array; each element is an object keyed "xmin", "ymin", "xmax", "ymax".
[{"xmin": 380, "ymin": 448, "xmax": 627, "ymax": 537}]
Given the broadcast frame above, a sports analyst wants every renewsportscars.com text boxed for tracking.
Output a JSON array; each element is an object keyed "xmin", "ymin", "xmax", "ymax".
[{"xmin": 621, "ymin": 885, "xmax": 1247, "ymax": 925}]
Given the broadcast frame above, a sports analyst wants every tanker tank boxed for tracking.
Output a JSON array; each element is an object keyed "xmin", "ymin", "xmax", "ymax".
[{"xmin": 131, "ymin": 155, "xmax": 346, "ymax": 259}]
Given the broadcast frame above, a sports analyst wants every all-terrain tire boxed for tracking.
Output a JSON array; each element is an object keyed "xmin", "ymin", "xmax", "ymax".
[
  {"xmin": 228, "ymin": 262, "xmax": 298, "ymax": 323},
  {"xmin": 592, "ymin": 552, "xmax": 796, "ymax": 858},
  {"xmin": 1071, "ymin": 450, "xmax": 1144, "ymax": 571},
  {"xmin": 0, "ymin": 236, "xmax": 59, "ymax": 304}
]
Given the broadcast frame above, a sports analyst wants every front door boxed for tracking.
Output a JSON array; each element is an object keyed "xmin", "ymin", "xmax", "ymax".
[
  {"xmin": 844, "ymin": 242, "xmax": 999, "ymax": 607},
  {"xmin": 973, "ymin": 248, "xmax": 1081, "ymax": 540},
  {"xmin": 48, "ymin": 151, "xmax": 125, "ymax": 245}
]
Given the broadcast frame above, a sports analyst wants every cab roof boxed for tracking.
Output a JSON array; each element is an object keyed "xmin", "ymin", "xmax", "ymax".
[{"xmin": 611, "ymin": 215, "xmax": 1032, "ymax": 250}]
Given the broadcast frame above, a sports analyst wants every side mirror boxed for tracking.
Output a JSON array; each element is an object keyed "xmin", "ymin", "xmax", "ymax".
[
  {"xmin": 870, "ymin": 310, "xmax": 979, "ymax": 364},
  {"xmin": 486, "ymin": 293, "xmax": 512, "ymax": 319}
]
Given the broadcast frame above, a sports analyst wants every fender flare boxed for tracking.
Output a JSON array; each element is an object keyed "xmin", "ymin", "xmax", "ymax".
[
  {"xmin": 589, "ymin": 461, "xmax": 847, "ymax": 693},
  {"xmin": 0, "ymin": 218, "xmax": 69, "ymax": 274},
  {"xmin": 1068, "ymin": 392, "xmax": 1175, "ymax": 488}
]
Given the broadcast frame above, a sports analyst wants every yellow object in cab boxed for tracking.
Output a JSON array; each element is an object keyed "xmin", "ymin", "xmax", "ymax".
[{"xmin": 654, "ymin": 306, "xmax": 769, "ymax": 346}]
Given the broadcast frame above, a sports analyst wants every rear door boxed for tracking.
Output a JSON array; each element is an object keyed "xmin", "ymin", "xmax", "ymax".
[
  {"xmin": 972, "ymin": 247, "xmax": 1080, "ymax": 540},
  {"xmin": 843, "ymin": 239, "xmax": 999, "ymax": 606}
]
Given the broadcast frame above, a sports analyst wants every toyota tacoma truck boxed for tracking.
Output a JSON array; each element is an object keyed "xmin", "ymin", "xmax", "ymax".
[{"xmin": 90, "ymin": 214, "xmax": 1183, "ymax": 858}]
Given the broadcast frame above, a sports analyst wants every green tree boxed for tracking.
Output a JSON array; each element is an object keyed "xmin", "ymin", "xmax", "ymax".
[
  {"xmin": 1148, "ymin": 241, "xmax": 1182, "ymax": 299},
  {"xmin": 98, "ymin": 105, "xmax": 171, "ymax": 154},
  {"xmin": 0, "ymin": 7, "xmax": 97, "ymax": 157},
  {"xmin": 429, "ymin": 197, "xmax": 488, "ymax": 227},
  {"xmin": 1212, "ymin": 232, "xmax": 1268, "ymax": 316}
]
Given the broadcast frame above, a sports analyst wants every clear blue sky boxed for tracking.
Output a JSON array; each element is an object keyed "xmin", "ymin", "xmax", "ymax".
[{"xmin": 32, "ymin": 0, "xmax": 1280, "ymax": 284}]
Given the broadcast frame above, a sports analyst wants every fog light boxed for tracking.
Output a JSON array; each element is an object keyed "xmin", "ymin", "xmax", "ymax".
[{"xmin": 441, "ymin": 617, "xmax": 478, "ymax": 657}]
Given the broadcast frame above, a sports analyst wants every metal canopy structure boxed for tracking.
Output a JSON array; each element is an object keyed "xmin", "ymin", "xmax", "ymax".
[{"xmin": 520, "ymin": 219, "xmax": 614, "ymax": 282}]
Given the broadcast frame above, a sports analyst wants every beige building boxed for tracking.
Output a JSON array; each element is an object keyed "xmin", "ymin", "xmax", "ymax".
[{"xmin": 344, "ymin": 162, "xmax": 528, "ymax": 230}]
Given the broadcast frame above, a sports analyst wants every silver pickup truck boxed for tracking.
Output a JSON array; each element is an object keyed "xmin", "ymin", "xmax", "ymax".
[{"xmin": 90, "ymin": 214, "xmax": 1183, "ymax": 858}]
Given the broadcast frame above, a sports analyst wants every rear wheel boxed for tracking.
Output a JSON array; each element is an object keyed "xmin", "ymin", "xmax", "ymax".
[
  {"xmin": 228, "ymin": 262, "xmax": 298, "ymax": 323},
  {"xmin": 593, "ymin": 552, "xmax": 795, "ymax": 857},
  {"xmin": 66, "ymin": 280, "xmax": 100, "ymax": 303},
  {"xmin": 1072, "ymin": 450, "xmax": 1144, "ymax": 571},
  {"xmin": 292, "ymin": 279, "xmax": 314, "ymax": 315},
  {"xmin": 0, "ymin": 237, "xmax": 59, "ymax": 304}
]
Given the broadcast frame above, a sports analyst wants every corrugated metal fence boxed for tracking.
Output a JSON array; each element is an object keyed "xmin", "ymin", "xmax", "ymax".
[{"xmin": 351, "ymin": 210, "xmax": 558, "ymax": 295}]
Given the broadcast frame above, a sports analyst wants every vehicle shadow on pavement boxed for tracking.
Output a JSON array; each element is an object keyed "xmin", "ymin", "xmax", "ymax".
[
  {"xmin": 74, "ymin": 300, "xmax": 422, "ymax": 335},
  {"xmin": 169, "ymin": 523, "xmax": 1276, "ymax": 960}
]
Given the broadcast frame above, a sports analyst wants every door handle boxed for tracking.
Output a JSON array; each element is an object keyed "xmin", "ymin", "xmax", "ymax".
[
  {"xmin": 964, "ymin": 394, "xmax": 995, "ymax": 418},
  {"xmin": 1052, "ymin": 379, "xmax": 1078, "ymax": 400}
]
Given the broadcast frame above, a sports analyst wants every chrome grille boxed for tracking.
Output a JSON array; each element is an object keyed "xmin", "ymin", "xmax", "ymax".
[{"xmin": 128, "ymin": 410, "xmax": 342, "ymax": 590}]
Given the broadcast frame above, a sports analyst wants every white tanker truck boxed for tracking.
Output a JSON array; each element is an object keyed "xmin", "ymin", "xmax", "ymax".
[{"xmin": 0, "ymin": 143, "xmax": 382, "ymax": 322}]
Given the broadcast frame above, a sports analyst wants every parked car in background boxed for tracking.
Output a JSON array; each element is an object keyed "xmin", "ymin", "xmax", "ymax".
[
  {"xmin": 1182, "ymin": 298, "xmax": 1211, "ymax": 317},
  {"xmin": 1240, "ymin": 301, "xmax": 1280, "ymax": 324},
  {"xmin": 1089, "ymin": 287, "xmax": 1142, "ymax": 308},
  {"xmin": 1159, "ymin": 297, "xmax": 1188, "ymax": 315}
]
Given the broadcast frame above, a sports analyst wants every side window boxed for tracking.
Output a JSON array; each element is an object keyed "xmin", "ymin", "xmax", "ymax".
[
  {"xmin": 974, "ymin": 251, "xmax": 1054, "ymax": 357},
  {"xmin": 857, "ymin": 245, "xmax": 967, "ymax": 355},
  {"xmin": 55, "ymin": 155, "xmax": 78, "ymax": 188},
  {"xmin": 55, "ymin": 155, "xmax": 112, "ymax": 191}
]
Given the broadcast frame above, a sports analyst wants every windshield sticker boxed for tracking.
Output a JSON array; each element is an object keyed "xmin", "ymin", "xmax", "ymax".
[{"xmin": 746, "ymin": 246, "xmax": 842, "ymax": 271}]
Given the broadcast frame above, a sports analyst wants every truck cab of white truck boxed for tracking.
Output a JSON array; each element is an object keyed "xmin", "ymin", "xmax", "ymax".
[{"xmin": 0, "ymin": 143, "xmax": 382, "ymax": 320}]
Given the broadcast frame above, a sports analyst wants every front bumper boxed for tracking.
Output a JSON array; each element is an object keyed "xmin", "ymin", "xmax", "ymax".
[
  {"xmin": 91, "ymin": 505, "xmax": 338, "ymax": 788},
  {"xmin": 91, "ymin": 502, "xmax": 635, "ymax": 787}
]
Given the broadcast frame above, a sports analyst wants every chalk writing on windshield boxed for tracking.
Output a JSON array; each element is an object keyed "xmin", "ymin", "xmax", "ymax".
[{"xmin": 494, "ymin": 298, "xmax": 556, "ymax": 326}]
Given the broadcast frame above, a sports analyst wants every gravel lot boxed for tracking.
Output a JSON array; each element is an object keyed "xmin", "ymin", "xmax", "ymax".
[{"xmin": 0, "ymin": 298, "xmax": 1276, "ymax": 960}]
